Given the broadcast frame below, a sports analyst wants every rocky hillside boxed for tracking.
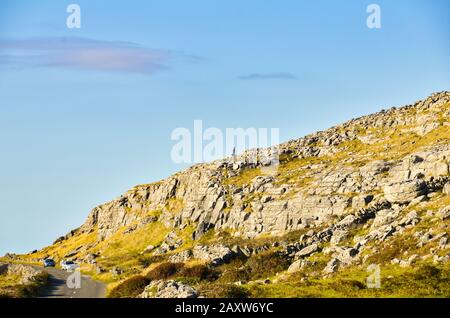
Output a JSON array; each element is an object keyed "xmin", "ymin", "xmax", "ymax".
[{"xmin": 14, "ymin": 91, "xmax": 450, "ymax": 297}]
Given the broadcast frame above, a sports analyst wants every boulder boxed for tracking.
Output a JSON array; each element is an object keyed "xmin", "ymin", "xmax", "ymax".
[
  {"xmin": 95, "ymin": 266, "xmax": 106, "ymax": 274},
  {"xmin": 371, "ymin": 209, "xmax": 399, "ymax": 229},
  {"xmin": 323, "ymin": 258, "xmax": 341, "ymax": 274},
  {"xmin": 438, "ymin": 236, "xmax": 449, "ymax": 248},
  {"xmin": 332, "ymin": 247, "xmax": 359, "ymax": 266},
  {"xmin": 432, "ymin": 161, "xmax": 449, "ymax": 176},
  {"xmin": 352, "ymin": 195, "xmax": 374, "ymax": 209},
  {"xmin": 287, "ymin": 260, "xmax": 303, "ymax": 273},
  {"xmin": 443, "ymin": 182, "xmax": 450, "ymax": 195},
  {"xmin": 141, "ymin": 245, "xmax": 155, "ymax": 254},
  {"xmin": 192, "ymin": 244, "xmax": 236, "ymax": 266},
  {"xmin": 110, "ymin": 267, "xmax": 123, "ymax": 276},
  {"xmin": 439, "ymin": 207, "xmax": 450, "ymax": 221},
  {"xmin": 294, "ymin": 243, "xmax": 319, "ymax": 259},
  {"xmin": 330, "ymin": 229, "xmax": 349, "ymax": 245},
  {"xmin": 398, "ymin": 211, "xmax": 421, "ymax": 227},
  {"xmin": 140, "ymin": 280, "xmax": 198, "ymax": 298},
  {"xmin": 154, "ymin": 232, "xmax": 184, "ymax": 254},
  {"xmin": 169, "ymin": 250, "xmax": 193, "ymax": 263},
  {"xmin": 336, "ymin": 215, "xmax": 357, "ymax": 229},
  {"xmin": 84, "ymin": 253, "xmax": 98, "ymax": 264},
  {"xmin": 383, "ymin": 180, "xmax": 427, "ymax": 204}
]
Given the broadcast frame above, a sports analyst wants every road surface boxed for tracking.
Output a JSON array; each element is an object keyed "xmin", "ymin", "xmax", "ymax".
[{"xmin": 36, "ymin": 266, "xmax": 106, "ymax": 298}]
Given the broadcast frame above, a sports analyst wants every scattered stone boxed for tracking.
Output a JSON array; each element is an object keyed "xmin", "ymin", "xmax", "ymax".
[
  {"xmin": 140, "ymin": 280, "xmax": 198, "ymax": 298},
  {"xmin": 287, "ymin": 260, "xmax": 303, "ymax": 273},
  {"xmin": 443, "ymin": 182, "xmax": 450, "ymax": 195},
  {"xmin": 336, "ymin": 215, "xmax": 357, "ymax": 229},
  {"xmin": 408, "ymin": 254, "xmax": 419, "ymax": 265},
  {"xmin": 141, "ymin": 245, "xmax": 155, "ymax": 254},
  {"xmin": 154, "ymin": 231, "xmax": 184, "ymax": 254},
  {"xmin": 294, "ymin": 244, "xmax": 319, "ymax": 259},
  {"xmin": 188, "ymin": 244, "xmax": 237, "ymax": 266},
  {"xmin": 330, "ymin": 229, "xmax": 349, "ymax": 245},
  {"xmin": 383, "ymin": 180, "xmax": 427, "ymax": 204},
  {"xmin": 110, "ymin": 267, "xmax": 123, "ymax": 276},
  {"xmin": 323, "ymin": 258, "xmax": 341, "ymax": 274},
  {"xmin": 169, "ymin": 250, "xmax": 193, "ymax": 263},
  {"xmin": 439, "ymin": 207, "xmax": 450, "ymax": 221},
  {"xmin": 3, "ymin": 253, "xmax": 18, "ymax": 260},
  {"xmin": 433, "ymin": 254, "xmax": 450, "ymax": 264},
  {"xmin": 334, "ymin": 247, "xmax": 359, "ymax": 265},
  {"xmin": 352, "ymin": 195, "xmax": 374, "ymax": 209},
  {"xmin": 371, "ymin": 209, "xmax": 399, "ymax": 228},
  {"xmin": 408, "ymin": 195, "xmax": 428, "ymax": 207},
  {"xmin": 84, "ymin": 253, "xmax": 98, "ymax": 264},
  {"xmin": 398, "ymin": 211, "xmax": 421, "ymax": 227},
  {"xmin": 95, "ymin": 266, "xmax": 106, "ymax": 274},
  {"xmin": 438, "ymin": 236, "xmax": 448, "ymax": 248},
  {"xmin": 418, "ymin": 232, "xmax": 433, "ymax": 246}
]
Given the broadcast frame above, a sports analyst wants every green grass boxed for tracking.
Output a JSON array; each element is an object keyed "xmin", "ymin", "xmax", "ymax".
[
  {"xmin": 247, "ymin": 263, "xmax": 450, "ymax": 298},
  {"xmin": 83, "ymin": 222, "xmax": 170, "ymax": 283},
  {"xmin": 20, "ymin": 230, "xmax": 98, "ymax": 263}
]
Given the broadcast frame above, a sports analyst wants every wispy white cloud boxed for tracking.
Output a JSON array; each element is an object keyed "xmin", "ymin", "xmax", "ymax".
[
  {"xmin": 0, "ymin": 37, "xmax": 187, "ymax": 74},
  {"xmin": 238, "ymin": 72, "xmax": 297, "ymax": 80}
]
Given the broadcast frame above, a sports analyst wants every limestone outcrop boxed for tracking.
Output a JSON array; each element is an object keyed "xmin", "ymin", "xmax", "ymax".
[{"xmin": 63, "ymin": 92, "xmax": 450, "ymax": 245}]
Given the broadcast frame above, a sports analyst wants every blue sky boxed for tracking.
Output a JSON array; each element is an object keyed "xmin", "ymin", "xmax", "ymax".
[{"xmin": 0, "ymin": 0, "xmax": 449, "ymax": 255}]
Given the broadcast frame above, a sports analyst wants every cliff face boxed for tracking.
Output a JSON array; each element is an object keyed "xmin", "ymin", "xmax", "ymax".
[{"xmin": 77, "ymin": 92, "xmax": 450, "ymax": 242}]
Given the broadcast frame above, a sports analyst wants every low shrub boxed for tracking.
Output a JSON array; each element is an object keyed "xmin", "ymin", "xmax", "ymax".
[
  {"xmin": 108, "ymin": 275, "xmax": 150, "ymax": 298},
  {"xmin": 178, "ymin": 265, "xmax": 219, "ymax": 281},
  {"xmin": 222, "ymin": 285, "xmax": 249, "ymax": 298},
  {"xmin": 146, "ymin": 262, "xmax": 185, "ymax": 280},
  {"xmin": 413, "ymin": 264, "xmax": 441, "ymax": 280},
  {"xmin": 245, "ymin": 251, "xmax": 291, "ymax": 279},
  {"xmin": 216, "ymin": 259, "xmax": 252, "ymax": 283}
]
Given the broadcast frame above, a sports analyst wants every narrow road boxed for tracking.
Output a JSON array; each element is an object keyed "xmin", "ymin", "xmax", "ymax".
[{"xmin": 35, "ymin": 266, "xmax": 106, "ymax": 298}]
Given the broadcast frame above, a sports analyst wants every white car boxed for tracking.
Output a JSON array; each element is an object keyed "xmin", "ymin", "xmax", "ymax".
[{"xmin": 61, "ymin": 260, "xmax": 78, "ymax": 271}]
